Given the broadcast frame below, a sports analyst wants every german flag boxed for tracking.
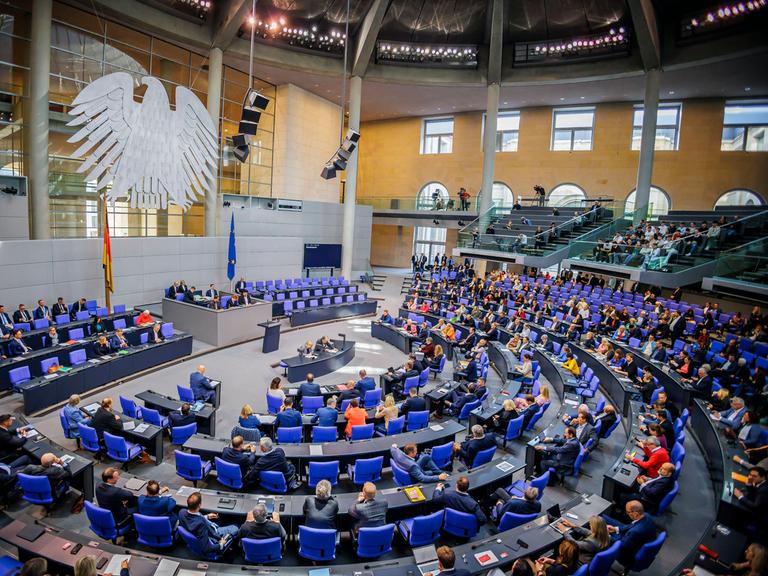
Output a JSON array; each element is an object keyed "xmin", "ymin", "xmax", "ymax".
[{"xmin": 103, "ymin": 203, "xmax": 113, "ymax": 294}]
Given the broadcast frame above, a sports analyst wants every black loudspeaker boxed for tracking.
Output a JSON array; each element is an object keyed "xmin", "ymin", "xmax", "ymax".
[
  {"xmin": 320, "ymin": 163, "xmax": 337, "ymax": 180},
  {"xmin": 320, "ymin": 128, "xmax": 362, "ymax": 179},
  {"xmin": 232, "ymin": 134, "xmax": 249, "ymax": 148},
  {"xmin": 234, "ymin": 89, "xmax": 270, "ymax": 163},
  {"xmin": 332, "ymin": 156, "xmax": 347, "ymax": 171},
  {"xmin": 248, "ymin": 92, "xmax": 270, "ymax": 110},
  {"xmin": 346, "ymin": 129, "xmax": 360, "ymax": 143},
  {"xmin": 233, "ymin": 145, "xmax": 249, "ymax": 163}
]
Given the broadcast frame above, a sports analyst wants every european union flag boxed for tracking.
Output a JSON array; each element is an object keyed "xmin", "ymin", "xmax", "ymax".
[{"xmin": 227, "ymin": 213, "xmax": 236, "ymax": 281}]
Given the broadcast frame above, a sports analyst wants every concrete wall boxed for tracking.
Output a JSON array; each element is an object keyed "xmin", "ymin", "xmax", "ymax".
[
  {"xmin": 0, "ymin": 191, "xmax": 29, "ymax": 241},
  {"xmin": 0, "ymin": 235, "xmax": 303, "ymax": 309},
  {"xmin": 220, "ymin": 197, "xmax": 372, "ymax": 276},
  {"xmin": 273, "ymin": 84, "xmax": 342, "ymax": 203}
]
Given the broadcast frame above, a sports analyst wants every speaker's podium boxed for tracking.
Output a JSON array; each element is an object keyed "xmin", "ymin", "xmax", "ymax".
[{"xmin": 258, "ymin": 321, "xmax": 281, "ymax": 353}]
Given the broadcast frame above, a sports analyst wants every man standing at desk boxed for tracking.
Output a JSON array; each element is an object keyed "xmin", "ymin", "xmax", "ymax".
[
  {"xmin": 190, "ymin": 365, "xmax": 217, "ymax": 404},
  {"xmin": 0, "ymin": 414, "xmax": 30, "ymax": 469}
]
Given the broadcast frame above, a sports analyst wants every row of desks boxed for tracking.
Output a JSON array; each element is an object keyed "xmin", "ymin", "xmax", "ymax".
[
  {"xmin": 288, "ymin": 300, "xmax": 377, "ymax": 327},
  {"xmin": 281, "ymin": 340, "xmax": 356, "ymax": 383}
]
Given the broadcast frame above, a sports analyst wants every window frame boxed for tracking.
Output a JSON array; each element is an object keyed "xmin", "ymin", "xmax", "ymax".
[
  {"xmin": 547, "ymin": 183, "xmax": 587, "ymax": 208},
  {"xmin": 482, "ymin": 110, "xmax": 520, "ymax": 152},
  {"xmin": 551, "ymin": 107, "xmax": 596, "ymax": 151},
  {"xmin": 421, "ymin": 116, "xmax": 454, "ymax": 155},
  {"xmin": 413, "ymin": 226, "xmax": 448, "ymax": 263},
  {"xmin": 631, "ymin": 102, "xmax": 682, "ymax": 151},
  {"xmin": 714, "ymin": 189, "xmax": 766, "ymax": 208},
  {"xmin": 721, "ymin": 100, "xmax": 768, "ymax": 152},
  {"xmin": 624, "ymin": 186, "xmax": 672, "ymax": 218}
]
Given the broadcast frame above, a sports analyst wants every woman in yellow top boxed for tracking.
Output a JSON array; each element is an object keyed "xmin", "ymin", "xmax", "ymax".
[
  {"xmin": 441, "ymin": 322, "xmax": 456, "ymax": 341},
  {"xmin": 562, "ymin": 352, "xmax": 580, "ymax": 377}
]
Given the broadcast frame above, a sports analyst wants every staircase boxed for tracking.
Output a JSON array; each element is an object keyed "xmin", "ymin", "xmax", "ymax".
[
  {"xmin": 370, "ymin": 272, "xmax": 387, "ymax": 292},
  {"xmin": 401, "ymin": 275, "xmax": 414, "ymax": 294}
]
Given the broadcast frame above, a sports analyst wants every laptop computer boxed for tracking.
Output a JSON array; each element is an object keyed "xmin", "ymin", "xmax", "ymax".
[
  {"xmin": 547, "ymin": 503, "xmax": 570, "ymax": 534},
  {"xmin": 413, "ymin": 545, "xmax": 440, "ymax": 576}
]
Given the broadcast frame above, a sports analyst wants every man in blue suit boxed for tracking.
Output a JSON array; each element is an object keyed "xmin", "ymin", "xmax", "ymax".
[
  {"xmin": 33, "ymin": 300, "xmax": 51, "ymax": 322},
  {"xmin": 620, "ymin": 462, "xmax": 675, "ymax": 515},
  {"xmin": 432, "ymin": 476, "xmax": 486, "ymax": 525},
  {"xmin": 221, "ymin": 436, "xmax": 258, "ymax": 485},
  {"xmin": 179, "ymin": 492, "xmax": 239, "ymax": 555},
  {"xmin": 535, "ymin": 426, "xmax": 581, "ymax": 478},
  {"xmin": 190, "ymin": 365, "xmax": 216, "ymax": 404},
  {"xmin": 8, "ymin": 330, "xmax": 31, "ymax": 357},
  {"xmin": 354, "ymin": 369, "xmax": 376, "ymax": 399},
  {"xmin": 603, "ymin": 500, "xmax": 657, "ymax": 566},
  {"xmin": 138, "ymin": 480, "xmax": 178, "ymax": 526},
  {"xmin": 274, "ymin": 397, "xmax": 302, "ymax": 429},
  {"xmin": 311, "ymin": 397, "xmax": 339, "ymax": 427},
  {"xmin": 297, "ymin": 373, "xmax": 321, "ymax": 407},
  {"xmin": 169, "ymin": 403, "xmax": 196, "ymax": 428},
  {"xmin": 251, "ymin": 437, "xmax": 300, "ymax": 490},
  {"xmin": 430, "ymin": 546, "xmax": 471, "ymax": 576},
  {"xmin": 400, "ymin": 387, "xmax": 426, "ymax": 415}
]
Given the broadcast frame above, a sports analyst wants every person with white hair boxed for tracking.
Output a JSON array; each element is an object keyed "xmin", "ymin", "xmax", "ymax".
[
  {"xmin": 629, "ymin": 435, "xmax": 669, "ymax": 479},
  {"xmin": 251, "ymin": 437, "xmax": 301, "ymax": 490},
  {"xmin": 712, "ymin": 396, "xmax": 747, "ymax": 430},
  {"xmin": 303, "ymin": 479, "xmax": 338, "ymax": 530},
  {"xmin": 237, "ymin": 502, "xmax": 286, "ymax": 544}
]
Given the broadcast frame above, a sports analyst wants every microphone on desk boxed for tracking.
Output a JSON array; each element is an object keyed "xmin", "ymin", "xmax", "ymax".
[{"xmin": 338, "ymin": 333, "xmax": 346, "ymax": 347}]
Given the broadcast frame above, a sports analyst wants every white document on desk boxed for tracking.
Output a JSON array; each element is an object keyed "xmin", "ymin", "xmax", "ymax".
[
  {"xmin": 104, "ymin": 555, "xmax": 131, "ymax": 575},
  {"xmin": 429, "ymin": 424, "xmax": 444, "ymax": 431},
  {"xmin": 153, "ymin": 559, "xmax": 180, "ymax": 576}
]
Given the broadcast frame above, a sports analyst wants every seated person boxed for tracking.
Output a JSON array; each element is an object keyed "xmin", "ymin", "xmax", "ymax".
[
  {"xmin": 238, "ymin": 404, "xmax": 261, "ymax": 429},
  {"xmin": 562, "ymin": 352, "xmax": 581, "ymax": 377},
  {"xmin": 252, "ymin": 437, "xmax": 301, "ymax": 490},
  {"xmin": 390, "ymin": 443, "xmax": 448, "ymax": 483},
  {"xmin": 711, "ymin": 396, "xmax": 747, "ymax": 431},
  {"xmin": 298, "ymin": 373, "xmax": 321, "ymax": 401},
  {"xmin": 92, "ymin": 335, "xmax": 111, "ymax": 356},
  {"xmin": 602, "ymin": 501, "xmax": 657, "ymax": 566},
  {"xmin": 96, "ymin": 468, "xmax": 137, "ymax": 530},
  {"xmin": 428, "ymin": 344, "xmax": 446, "ymax": 369},
  {"xmin": 274, "ymin": 397, "xmax": 302, "ymax": 429},
  {"xmin": 344, "ymin": 398, "xmax": 368, "ymax": 438},
  {"xmin": 386, "ymin": 359, "xmax": 418, "ymax": 389},
  {"xmin": 374, "ymin": 394, "xmax": 399, "ymax": 435},
  {"xmin": 348, "ymin": 481, "xmax": 389, "ymax": 534},
  {"xmin": 338, "ymin": 380, "xmax": 361, "ymax": 404},
  {"xmin": 109, "ymin": 328, "xmax": 130, "ymax": 350},
  {"xmin": 311, "ymin": 397, "xmax": 339, "ymax": 427},
  {"xmin": 303, "ymin": 479, "xmax": 338, "ymax": 530},
  {"xmin": 222, "ymin": 435, "xmax": 258, "ymax": 486},
  {"xmin": 733, "ymin": 466, "xmax": 768, "ymax": 519},
  {"xmin": 419, "ymin": 337, "xmax": 436, "ymax": 360},
  {"xmin": 315, "ymin": 336, "xmax": 337, "ymax": 353},
  {"xmin": 513, "ymin": 352, "xmax": 534, "ymax": 381},
  {"xmin": 433, "ymin": 476, "xmax": 486, "ymax": 525},
  {"xmin": 138, "ymin": 480, "xmax": 178, "ymax": 526},
  {"xmin": 431, "ymin": 546, "xmax": 472, "ymax": 576},
  {"xmin": 238, "ymin": 503, "xmax": 287, "ymax": 545},
  {"xmin": 45, "ymin": 327, "xmax": 59, "ymax": 347},
  {"xmin": 150, "ymin": 323, "xmax": 164, "ymax": 343},
  {"xmin": 299, "ymin": 340, "xmax": 315, "ymax": 357},
  {"xmin": 62, "ymin": 394, "xmax": 90, "ymax": 439},
  {"xmin": 621, "ymin": 462, "xmax": 676, "ymax": 515},
  {"xmin": 491, "ymin": 399, "xmax": 519, "ymax": 434},
  {"xmin": 400, "ymin": 386, "xmax": 426, "ymax": 415},
  {"xmin": 493, "ymin": 487, "xmax": 541, "ymax": 523},
  {"xmin": 594, "ymin": 405, "xmax": 618, "ymax": 438},
  {"xmin": 536, "ymin": 540, "xmax": 580, "ymax": 576},
  {"xmin": 190, "ymin": 365, "xmax": 217, "ymax": 404},
  {"xmin": 379, "ymin": 309, "xmax": 394, "ymax": 324},
  {"xmin": 8, "ymin": 330, "xmax": 31, "ymax": 357},
  {"xmin": 354, "ymin": 369, "xmax": 376, "ymax": 398},
  {"xmin": 444, "ymin": 383, "xmax": 479, "ymax": 416},
  {"xmin": 629, "ymin": 436, "xmax": 669, "ymax": 479},
  {"xmin": 135, "ymin": 310, "xmax": 154, "ymax": 326},
  {"xmin": 561, "ymin": 516, "xmax": 612, "ymax": 566},
  {"xmin": 455, "ymin": 356, "xmax": 478, "ymax": 383},
  {"xmin": 170, "ymin": 402, "xmax": 196, "ymax": 428},
  {"xmin": 21, "ymin": 452, "xmax": 71, "ymax": 498},
  {"xmin": 90, "ymin": 397, "xmax": 123, "ymax": 442},
  {"xmin": 179, "ymin": 492, "xmax": 239, "ymax": 554},
  {"xmin": 535, "ymin": 426, "xmax": 580, "ymax": 477},
  {"xmin": 457, "ymin": 424, "xmax": 496, "ymax": 466}
]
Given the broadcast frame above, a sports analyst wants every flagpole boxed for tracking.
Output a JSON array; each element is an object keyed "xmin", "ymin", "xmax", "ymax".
[{"xmin": 103, "ymin": 192, "xmax": 111, "ymax": 310}]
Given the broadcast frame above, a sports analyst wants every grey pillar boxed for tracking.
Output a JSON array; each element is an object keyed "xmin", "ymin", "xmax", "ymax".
[
  {"xmin": 27, "ymin": 0, "xmax": 52, "ymax": 239},
  {"xmin": 479, "ymin": 82, "xmax": 500, "ymax": 215},
  {"xmin": 205, "ymin": 47, "xmax": 223, "ymax": 237},
  {"xmin": 341, "ymin": 75, "xmax": 362, "ymax": 280},
  {"xmin": 633, "ymin": 68, "xmax": 661, "ymax": 224}
]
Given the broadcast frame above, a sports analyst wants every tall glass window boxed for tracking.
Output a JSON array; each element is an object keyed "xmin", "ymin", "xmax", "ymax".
[
  {"xmin": 721, "ymin": 101, "xmax": 768, "ymax": 151},
  {"xmin": 483, "ymin": 111, "xmax": 520, "ymax": 152},
  {"xmin": 632, "ymin": 103, "xmax": 682, "ymax": 150},
  {"xmin": 625, "ymin": 187, "xmax": 671, "ymax": 217},
  {"xmin": 492, "ymin": 182, "xmax": 514, "ymax": 206},
  {"xmin": 416, "ymin": 182, "xmax": 449, "ymax": 210},
  {"xmin": 414, "ymin": 226, "xmax": 447, "ymax": 262},
  {"xmin": 714, "ymin": 189, "xmax": 764, "ymax": 207},
  {"xmin": 552, "ymin": 107, "xmax": 595, "ymax": 151},
  {"xmin": 421, "ymin": 117, "xmax": 454, "ymax": 154}
]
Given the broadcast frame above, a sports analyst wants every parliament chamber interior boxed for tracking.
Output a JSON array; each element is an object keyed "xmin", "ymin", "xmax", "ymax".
[{"xmin": 0, "ymin": 1, "xmax": 767, "ymax": 576}]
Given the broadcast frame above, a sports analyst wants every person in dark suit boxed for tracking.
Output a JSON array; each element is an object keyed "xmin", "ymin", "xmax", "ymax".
[
  {"xmin": 205, "ymin": 284, "xmax": 219, "ymax": 298},
  {"xmin": 21, "ymin": 452, "xmax": 71, "ymax": 497},
  {"xmin": 520, "ymin": 399, "xmax": 541, "ymax": 430},
  {"xmin": 109, "ymin": 328, "xmax": 130, "ymax": 350},
  {"xmin": 251, "ymin": 437, "xmax": 300, "ymax": 490},
  {"xmin": 190, "ymin": 365, "xmax": 217, "ymax": 403},
  {"xmin": 734, "ymin": 466, "xmax": 768, "ymax": 520},
  {"xmin": 0, "ymin": 414, "xmax": 30, "ymax": 468},
  {"xmin": 183, "ymin": 286, "xmax": 197, "ymax": 304},
  {"xmin": 444, "ymin": 383, "xmax": 478, "ymax": 417},
  {"xmin": 138, "ymin": 480, "xmax": 177, "ymax": 526},
  {"xmin": 620, "ymin": 462, "xmax": 676, "ymax": 515},
  {"xmin": 274, "ymin": 397, "xmax": 302, "ymax": 428},
  {"xmin": 536, "ymin": 426, "xmax": 581, "ymax": 478},
  {"xmin": 433, "ymin": 476, "xmax": 486, "ymax": 525},
  {"xmin": 234, "ymin": 277, "xmax": 247, "ymax": 293},
  {"xmin": 457, "ymin": 425, "xmax": 496, "ymax": 467},
  {"xmin": 338, "ymin": 385, "xmax": 360, "ymax": 405},
  {"xmin": 179, "ymin": 492, "xmax": 239, "ymax": 555},
  {"xmin": 7, "ymin": 330, "xmax": 31, "ymax": 357},
  {"xmin": 169, "ymin": 403, "xmax": 196, "ymax": 428},
  {"xmin": 0, "ymin": 305, "xmax": 13, "ymax": 333},
  {"xmin": 686, "ymin": 367, "xmax": 713, "ymax": 398},
  {"xmin": 90, "ymin": 397, "xmax": 123, "ymax": 441},
  {"xmin": 594, "ymin": 405, "xmax": 618, "ymax": 439},
  {"xmin": 603, "ymin": 500, "xmax": 658, "ymax": 566},
  {"xmin": 425, "ymin": 546, "xmax": 471, "ymax": 576},
  {"xmin": 379, "ymin": 309, "xmax": 394, "ymax": 324},
  {"xmin": 13, "ymin": 304, "xmax": 32, "ymax": 324},
  {"xmin": 455, "ymin": 357, "xmax": 478, "ymax": 382},
  {"xmin": 92, "ymin": 335, "xmax": 111, "ymax": 356},
  {"xmin": 167, "ymin": 282, "xmax": 182, "ymax": 297},
  {"xmin": 33, "ymin": 300, "xmax": 51, "ymax": 322},
  {"xmin": 298, "ymin": 373, "xmax": 321, "ymax": 403},
  {"xmin": 668, "ymin": 312, "xmax": 686, "ymax": 342},
  {"xmin": 222, "ymin": 435, "xmax": 258, "ymax": 486},
  {"xmin": 238, "ymin": 503, "xmax": 287, "ymax": 544},
  {"xmin": 355, "ymin": 369, "xmax": 376, "ymax": 398},
  {"xmin": 400, "ymin": 387, "xmax": 426, "ymax": 415},
  {"xmin": 494, "ymin": 486, "xmax": 541, "ymax": 522},
  {"xmin": 52, "ymin": 298, "xmax": 68, "ymax": 318},
  {"xmin": 95, "ymin": 468, "xmax": 137, "ymax": 528},
  {"xmin": 311, "ymin": 397, "xmax": 339, "ymax": 427},
  {"xmin": 70, "ymin": 298, "xmax": 88, "ymax": 320},
  {"xmin": 348, "ymin": 481, "xmax": 388, "ymax": 534},
  {"xmin": 150, "ymin": 323, "xmax": 165, "ymax": 343}
]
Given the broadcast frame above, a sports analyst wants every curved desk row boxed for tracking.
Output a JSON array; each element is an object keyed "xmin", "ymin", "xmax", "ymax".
[
  {"xmin": 0, "ymin": 494, "xmax": 611, "ymax": 576},
  {"xmin": 183, "ymin": 420, "xmax": 466, "ymax": 472},
  {"xmin": 370, "ymin": 321, "xmax": 416, "ymax": 354},
  {"xmin": 280, "ymin": 340, "xmax": 355, "ymax": 383},
  {"xmin": 289, "ymin": 300, "xmax": 377, "ymax": 327},
  {"xmin": 135, "ymin": 390, "xmax": 217, "ymax": 436}
]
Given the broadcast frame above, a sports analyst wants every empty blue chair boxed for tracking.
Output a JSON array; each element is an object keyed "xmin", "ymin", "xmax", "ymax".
[
  {"xmin": 340, "ymin": 399, "xmax": 353, "ymax": 412},
  {"xmin": 443, "ymin": 508, "xmax": 479, "ymax": 538},
  {"xmin": 302, "ymin": 396, "xmax": 324, "ymax": 414},
  {"xmin": 498, "ymin": 511, "xmax": 538, "ymax": 531},
  {"xmin": 260, "ymin": 470, "xmax": 287, "ymax": 493},
  {"xmin": 178, "ymin": 525, "xmax": 232, "ymax": 560},
  {"xmin": 113, "ymin": 319, "xmax": 126, "ymax": 330},
  {"xmin": 119, "ymin": 395, "xmax": 142, "ymax": 419},
  {"xmin": 175, "ymin": 450, "xmax": 211, "ymax": 486},
  {"xmin": 33, "ymin": 318, "xmax": 49, "ymax": 330},
  {"xmin": 384, "ymin": 415, "xmax": 405, "ymax": 435},
  {"xmin": 356, "ymin": 524, "xmax": 395, "ymax": 558},
  {"xmin": 67, "ymin": 349, "xmax": 86, "ymax": 366},
  {"xmin": 85, "ymin": 501, "xmax": 130, "ymax": 543},
  {"xmin": 277, "ymin": 426, "xmax": 302, "ymax": 444},
  {"xmin": 364, "ymin": 388, "xmax": 382, "ymax": 409},
  {"xmin": 525, "ymin": 404, "xmax": 546, "ymax": 432},
  {"xmin": 177, "ymin": 385, "xmax": 195, "ymax": 403},
  {"xmin": 266, "ymin": 394, "xmax": 283, "ymax": 414},
  {"xmin": 13, "ymin": 323, "xmax": 30, "ymax": 332},
  {"xmin": 113, "ymin": 304, "xmax": 126, "ymax": 313},
  {"xmin": 471, "ymin": 446, "xmax": 496, "ymax": 468},
  {"xmin": 407, "ymin": 410, "xmax": 429, "ymax": 431},
  {"xmin": 458, "ymin": 399, "xmax": 482, "ymax": 422},
  {"xmin": 55, "ymin": 313, "xmax": 70, "ymax": 325},
  {"xmin": 175, "ymin": 294, "xmax": 184, "ymax": 301},
  {"xmin": 69, "ymin": 327, "xmax": 85, "ymax": 339},
  {"xmin": 160, "ymin": 323, "xmax": 174, "ymax": 338},
  {"xmin": 312, "ymin": 426, "xmax": 337, "ymax": 442},
  {"xmin": 391, "ymin": 460, "xmax": 413, "ymax": 486},
  {"xmin": 142, "ymin": 407, "xmax": 169, "ymax": 429},
  {"xmin": 403, "ymin": 374, "xmax": 420, "ymax": 394},
  {"xmin": 85, "ymin": 300, "xmax": 97, "ymax": 311},
  {"xmin": 298, "ymin": 526, "xmax": 336, "ymax": 561},
  {"xmin": 430, "ymin": 441, "xmax": 454, "ymax": 470},
  {"xmin": 588, "ymin": 540, "xmax": 621, "ymax": 576},
  {"xmin": 572, "ymin": 565, "xmax": 588, "ymax": 576},
  {"xmin": 17, "ymin": 473, "xmax": 66, "ymax": 505},
  {"xmin": 78, "ymin": 423, "xmax": 101, "ymax": 454},
  {"xmin": 350, "ymin": 424, "xmax": 374, "ymax": 440},
  {"xmin": 309, "ymin": 460, "xmax": 339, "ymax": 487},
  {"xmin": 171, "ymin": 422, "xmax": 197, "ymax": 445},
  {"xmin": 397, "ymin": 510, "xmax": 443, "ymax": 546},
  {"xmin": 9, "ymin": 366, "xmax": 31, "ymax": 392},
  {"xmin": 624, "ymin": 531, "xmax": 667, "ymax": 572},
  {"xmin": 242, "ymin": 537, "xmax": 282, "ymax": 563},
  {"xmin": 655, "ymin": 481, "xmax": 679, "ymax": 516},
  {"xmin": 0, "ymin": 556, "xmax": 22, "ymax": 576},
  {"xmin": 215, "ymin": 457, "xmax": 244, "ymax": 489},
  {"xmin": 502, "ymin": 414, "xmax": 525, "ymax": 447},
  {"xmin": 103, "ymin": 432, "xmax": 143, "ymax": 467},
  {"xmin": 670, "ymin": 442, "xmax": 685, "ymax": 466},
  {"xmin": 75, "ymin": 311, "xmax": 90, "ymax": 321},
  {"xmin": 347, "ymin": 456, "xmax": 384, "ymax": 484},
  {"xmin": 135, "ymin": 514, "xmax": 174, "ymax": 548}
]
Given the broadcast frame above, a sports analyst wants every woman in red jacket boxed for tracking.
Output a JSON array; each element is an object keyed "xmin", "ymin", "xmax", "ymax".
[{"xmin": 631, "ymin": 436, "xmax": 670, "ymax": 479}]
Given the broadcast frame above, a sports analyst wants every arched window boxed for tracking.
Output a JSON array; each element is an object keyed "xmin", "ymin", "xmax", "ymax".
[
  {"xmin": 492, "ymin": 182, "xmax": 514, "ymax": 207},
  {"xmin": 714, "ymin": 189, "xmax": 765, "ymax": 207},
  {"xmin": 416, "ymin": 182, "xmax": 449, "ymax": 210},
  {"xmin": 624, "ymin": 186, "xmax": 671, "ymax": 218},
  {"xmin": 548, "ymin": 183, "xmax": 586, "ymax": 207}
]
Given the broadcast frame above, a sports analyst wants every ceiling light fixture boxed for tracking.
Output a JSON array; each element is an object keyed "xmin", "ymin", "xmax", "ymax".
[
  {"xmin": 683, "ymin": 0, "xmax": 765, "ymax": 37},
  {"xmin": 522, "ymin": 25, "xmax": 630, "ymax": 65},
  {"xmin": 375, "ymin": 40, "xmax": 478, "ymax": 68}
]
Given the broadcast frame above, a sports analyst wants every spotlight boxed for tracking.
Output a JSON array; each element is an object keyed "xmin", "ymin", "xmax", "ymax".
[{"xmin": 432, "ymin": 219, "xmax": 439, "ymax": 225}]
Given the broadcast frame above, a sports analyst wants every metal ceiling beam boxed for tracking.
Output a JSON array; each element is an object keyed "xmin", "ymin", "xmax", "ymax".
[
  {"xmin": 627, "ymin": 0, "xmax": 661, "ymax": 70},
  {"xmin": 213, "ymin": 0, "xmax": 251, "ymax": 50},
  {"xmin": 352, "ymin": 0, "xmax": 390, "ymax": 77},
  {"xmin": 487, "ymin": 0, "xmax": 504, "ymax": 84}
]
